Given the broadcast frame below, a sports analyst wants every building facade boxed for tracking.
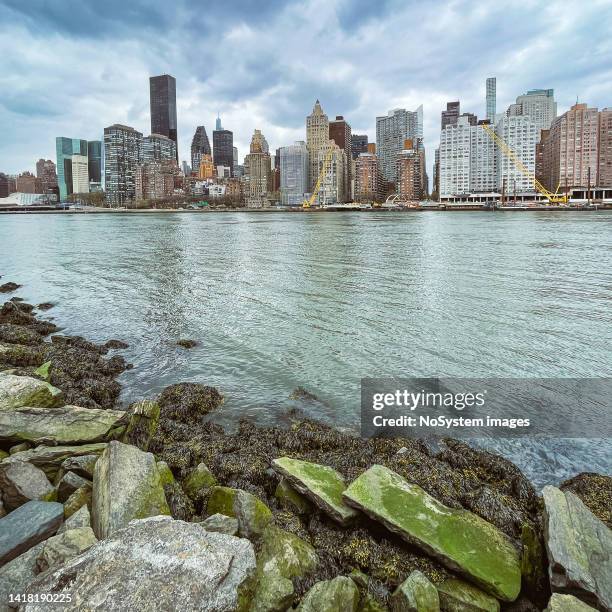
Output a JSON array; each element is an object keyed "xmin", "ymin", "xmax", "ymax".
[
  {"xmin": 0, "ymin": 173, "xmax": 9, "ymax": 198},
  {"xmin": 56, "ymin": 137, "xmax": 88, "ymax": 200},
  {"xmin": 329, "ymin": 115, "xmax": 352, "ymax": 198},
  {"xmin": 198, "ymin": 154, "xmax": 215, "ymax": 179},
  {"xmin": 103, "ymin": 124, "xmax": 143, "ymax": 206},
  {"xmin": 15, "ymin": 172, "xmax": 42, "ymax": 194},
  {"xmin": 316, "ymin": 142, "xmax": 345, "ymax": 205},
  {"xmin": 351, "ymin": 134, "xmax": 368, "ymax": 159},
  {"xmin": 486, "ymin": 77, "xmax": 496, "ymax": 124},
  {"xmin": 280, "ymin": 141, "xmax": 308, "ymax": 206},
  {"xmin": 213, "ymin": 127, "xmax": 234, "ymax": 175},
  {"xmin": 36, "ymin": 159, "xmax": 57, "ymax": 193},
  {"xmin": 441, "ymin": 101, "xmax": 460, "ymax": 129},
  {"xmin": 495, "ymin": 115, "xmax": 538, "ymax": 193},
  {"xmin": 71, "ymin": 155, "xmax": 90, "ymax": 194},
  {"xmin": 135, "ymin": 160, "xmax": 176, "ymax": 200},
  {"xmin": 243, "ymin": 129, "xmax": 271, "ymax": 208},
  {"xmin": 190, "ymin": 126, "xmax": 211, "ymax": 176},
  {"xmin": 306, "ymin": 100, "xmax": 329, "ymax": 192},
  {"xmin": 508, "ymin": 89, "xmax": 557, "ymax": 133},
  {"xmin": 142, "ymin": 133, "xmax": 177, "ymax": 163},
  {"xmin": 87, "ymin": 141, "xmax": 102, "ymax": 186},
  {"xmin": 354, "ymin": 153, "xmax": 383, "ymax": 203},
  {"xmin": 149, "ymin": 74, "xmax": 178, "ymax": 161},
  {"xmin": 598, "ymin": 108, "xmax": 612, "ymax": 187},
  {"xmin": 396, "ymin": 142, "xmax": 423, "ymax": 201}
]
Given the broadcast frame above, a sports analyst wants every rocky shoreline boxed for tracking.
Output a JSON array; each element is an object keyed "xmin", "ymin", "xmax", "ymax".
[{"xmin": 0, "ymin": 281, "xmax": 610, "ymax": 611}]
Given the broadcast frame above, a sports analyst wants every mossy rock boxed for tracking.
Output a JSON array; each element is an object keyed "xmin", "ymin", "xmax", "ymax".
[
  {"xmin": 390, "ymin": 570, "xmax": 439, "ymax": 612},
  {"xmin": 34, "ymin": 361, "xmax": 52, "ymax": 381},
  {"xmin": 207, "ymin": 486, "xmax": 272, "ymax": 539},
  {"xmin": 156, "ymin": 461, "xmax": 175, "ymax": 486},
  {"xmin": 297, "ymin": 576, "xmax": 360, "ymax": 611},
  {"xmin": 437, "ymin": 578, "xmax": 500, "ymax": 612},
  {"xmin": 64, "ymin": 484, "xmax": 92, "ymax": 519},
  {"xmin": 0, "ymin": 373, "xmax": 63, "ymax": 410},
  {"xmin": 183, "ymin": 462, "xmax": 217, "ymax": 499},
  {"xmin": 275, "ymin": 478, "xmax": 313, "ymax": 515},
  {"xmin": 123, "ymin": 400, "xmax": 160, "ymax": 451},
  {"xmin": 250, "ymin": 573, "xmax": 294, "ymax": 612}
]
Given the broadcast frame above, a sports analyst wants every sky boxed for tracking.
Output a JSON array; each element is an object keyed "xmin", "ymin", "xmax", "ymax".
[{"xmin": 1, "ymin": 0, "xmax": 611, "ymax": 184}]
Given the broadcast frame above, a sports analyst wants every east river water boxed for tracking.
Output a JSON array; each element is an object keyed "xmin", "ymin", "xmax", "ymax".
[{"xmin": 1, "ymin": 210, "xmax": 610, "ymax": 488}]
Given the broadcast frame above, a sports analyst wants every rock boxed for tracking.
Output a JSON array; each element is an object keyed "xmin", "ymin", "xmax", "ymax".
[
  {"xmin": 342, "ymin": 465, "xmax": 521, "ymax": 602},
  {"xmin": 0, "ymin": 283, "xmax": 20, "ymax": 294},
  {"xmin": 436, "ymin": 578, "xmax": 500, "ymax": 611},
  {"xmin": 33, "ymin": 360, "xmax": 51, "ymax": 381},
  {"xmin": 122, "ymin": 400, "xmax": 160, "ymax": 451},
  {"xmin": 275, "ymin": 478, "xmax": 313, "ymax": 515},
  {"xmin": 156, "ymin": 461, "xmax": 175, "ymax": 486},
  {"xmin": 545, "ymin": 593, "xmax": 596, "ymax": 611},
  {"xmin": 36, "ymin": 302, "xmax": 54, "ymax": 311},
  {"xmin": 0, "ymin": 451, "xmax": 7, "ymax": 461},
  {"xmin": 0, "ymin": 404, "xmax": 128, "ymax": 445},
  {"xmin": 560, "ymin": 472, "xmax": 612, "ymax": 529},
  {"xmin": 8, "ymin": 442, "xmax": 29, "ymax": 455},
  {"xmin": 183, "ymin": 462, "xmax": 217, "ymax": 500},
  {"xmin": 63, "ymin": 484, "xmax": 91, "ymax": 519},
  {"xmin": 0, "ymin": 499, "xmax": 5, "ymax": 519},
  {"xmin": 200, "ymin": 513, "xmax": 239, "ymax": 536},
  {"xmin": 390, "ymin": 570, "xmax": 439, "ymax": 612},
  {"xmin": 207, "ymin": 486, "xmax": 272, "ymax": 540},
  {"xmin": 0, "ymin": 541, "xmax": 46, "ymax": 612},
  {"xmin": 251, "ymin": 573, "xmax": 294, "ymax": 612},
  {"xmin": 0, "ymin": 324, "xmax": 43, "ymax": 346},
  {"xmin": 22, "ymin": 516, "xmax": 256, "ymax": 611},
  {"xmin": 0, "ymin": 501, "xmax": 63, "ymax": 566},
  {"xmin": 35, "ymin": 526, "xmax": 97, "ymax": 573},
  {"xmin": 542, "ymin": 485, "xmax": 612, "ymax": 610},
  {"xmin": 57, "ymin": 471, "xmax": 91, "ymax": 503},
  {"xmin": 60, "ymin": 454, "xmax": 98, "ymax": 479},
  {"xmin": 0, "ymin": 342, "xmax": 45, "ymax": 368},
  {"xmin": 58, "ymin": 504, "xmax": 91, "ymax": 533},
  {"xmin": 92, "ymin": 440, "xmax": 170, "ymax": 539},
  {"xmin": 157, "ymin": 382, "xmax": 224, "ymax": 423},
  {"xmin": 104, "ymin": 339, "xmax": 128, "ymax": 349},
  {"xmin": 520, "ymin": 522, "xmax": 548, "ymax": 608},
  {"xmin": 0, "ymin": 374, "xmax": 63, "ymax": 411},
  {"xmin": 297, "ymin": 576, "xmax": 360, "ymax": 612},
  {"xmin": 272, "ymin": 457, "xmax": 357, "ymax": 526},
  {"xmin": 162, "ymin": 479, "xmax": 194, "ymax": 521},
  {"xmin": 0, "ymin": 461, "xmax": 55, "ymax": 511},
  {"xmin": 176, "ymin": 339, "xmax": 198, "ymax": 348}
]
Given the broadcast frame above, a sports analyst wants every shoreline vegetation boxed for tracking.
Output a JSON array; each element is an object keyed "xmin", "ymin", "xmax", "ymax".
[{"xmin": 0, "ymin": 280, "xmax": 610, "ymax": 611}]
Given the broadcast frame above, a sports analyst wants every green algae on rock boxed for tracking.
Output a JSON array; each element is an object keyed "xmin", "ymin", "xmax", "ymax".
[
  {"xmin": 0, "ymin": 373, "xmax": 63, "ymax": 410},
  {"xmin": 342, "ymin": 465, "xmax": 521, "ymax": 602},
  {"xmin": 297, "ymin": 575, "xmax": 360, "ymax": 612},
  {"xmin": 183, "ymin": 462, "xmax": 217, "ymax": 500},
  {"xmin": 436, "ymin": 578, "xmax": 500, "ymax": 612},
  {"xmin": 275, "ymin": 478, "xmax": 313, "ymax": 515},
  {"xmin": 390, "ymin": 570, "xmax": 439, "ymax": 612},
  {"xmin": 545, "ymin": 593, "xmax": 597, "ymax": 611},
  {"xmin": 272, "ymin": 456, "xmax": 357, "ymax": 525},
  {"xmin": 207, "ymin": 486, "xmax": 272, "ymax": 539},
  {"xmin": 122, "ymin": 400, "xmax": 160, "ymax": 451}
]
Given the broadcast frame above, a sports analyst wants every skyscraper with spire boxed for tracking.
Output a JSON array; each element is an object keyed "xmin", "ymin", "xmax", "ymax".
[
  {"xmin": 212, "ymin": 115, "xmax": 233, "ymax": 175},
  {"xmin": 306, "ymin": 100, "xmax": 329, "ymax": 192}
]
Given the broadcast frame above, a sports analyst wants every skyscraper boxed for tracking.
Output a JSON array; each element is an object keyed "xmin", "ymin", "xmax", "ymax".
[
  {"xmin": 190, "ymin": 126, "xmax": 211, "ymax": 176},
  {"xmin": 329, "ymin": 115, "xmax": 352, "ymax": 199},
  {"xmin": 103, "ymin": 124, "xmax": 143, "ymax": 206},
  {"xmin": 87, "ymin": 141, "xmax": 102, "ymax": 185},
  {"xmin": 36, "ymin": 159, "xmax": 57, "ymax": 193},
  {"xmin": 441, "ymin": 101, "xmax": 460, "ymax": 129},
  {"xmin": 351, "ymin": 134, "xmax": 368, "ymax": 159},
  {"xmin": 486, "ymin": 77, "xmax": 496, "ymax": 124},
  {"xmin": 213, "ymin": 117, "xmax": 234, "ymax": 175},
  {"xmin": 149, "ymin": 74, "xmax": 177, "ymax": 161},
  {"xmin": 244, "ymin": 129, "xmax": 271, "ymax": 208},
  {"xmin": 142, "ymin": 133, "xmax": 177, "ymax": 162},
  {"xmin": 71, "ymin": 155, "xmax": 90, "ymax": 194},
  {"xmin": 56, "ymin": 137, "xmax": 88, "ymax": 200},
  {"xmin": 598, "ymin": 108, "xmax": 612, "ymax": 187},
  {"xmin": 496, "ymin": 115, "xmax": 538, "ymax": 192},
  {"xmin": 280, "ymin": 141, "xmax": 308, "ymax": 206},
  {"xmin": 306, "ymin": 100, "xmax": 329, "ymax": 191},
  {"xmin": 507, "ymin": 89, "xmax": 557, "ymax": 133}
]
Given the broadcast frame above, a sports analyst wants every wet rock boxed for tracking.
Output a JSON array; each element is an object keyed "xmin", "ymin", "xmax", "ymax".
[
  {"xmin": 0, "ymin": 541, "xmax": 46, "ymax": 611},
  {"xmin": 183, "ymin": 462, "xmax": 217, "ymax": 500},
  {"xmin": 35, "ymin": 526, "xmax": 97, "ymax": 573},
  {"xmin": 63, "ymin": 484, "xmax": 92, "ymax": 519},
  {"xmin": 437, "ymin": 578, "xmax": 499, "ymax": 611},
  {"xmin": 157, "ymin": 382, "xmax": 224, "ymax": 423},
  {"xmin": 207, "ymin": 486, "xmax": 272, "ymax": 540},
  {"xmin": 544, "ymin": 593, "xmax": 596, "ymax": 611},
  {"xmin": 104, "ymin": 339, "xmax": 128, "ymax": 349},
  {"xmin": 36, "ymin": 302, "xmax": 54, "ymax": 311},
  {"xmin": 0, "ymin": 404, "xmax": 127, "ymax": 446},
  {"xmin": 57, "ymin": 471, "xmax": 91, "ymax": 503},
  {"xmin": 60, "ymin": 454, "xmax": 99, "ymax": 480},
  {"xmin": 0, "ymin": 374, "xmax": 63, "ymax": 410},
  {"xmin": 0, "ymin": 342, "xmax": 44, "ymax": 367},
  {"xmin": 275, "ymin": 478, "xmax": 313, "ymax": 515},
  {"xmin": 92, "ymin": 440, "xmax": 170, "ymax": 539},
  {"xmin": 0, "ymin": 461, "xmax": 55, "ymax": 511},
  {"xmin": 560, "ymin": 472, "xmax": 612, "ymax": 529},
  {"xmin": 542, "ymin": 485, "xmax": 611, "ymax": 610},
  {"xmin": 272, "ymin": 457, "xmax": 357, "ymax": 526},
  {"xmin": 0, "ymin": 501, "xmax": 63, "ymax": 566},
  {"xmin": 520, "ymin": 522, "xmax": 549, "ymax": 608},
  {"xmin": 343, "ymin": 465, "xmax": 521, "ymax": 602},
  {"xmin": 22, "ymin": 516, "xmax": 256, "ymax": 612},
  {"xmin": 297, "ymin": 576, "xmax": 360, "ymax": 612},
  {"xmin": 162, "ymin": 479, "xmax": 194, "ymax": 521},
  {"xmin": 390, "ymin": 570, "xmax": 439, "ymax": 611},
  {"xmin": 201, "ymin": 513, "xmax": 239, "ymax": 536},
  {"xmin": 122, "ymin": 400, "xmax": 160, "ymax": 451},
  {"xmin": 33, "ymin": 360, "xmax": 51, "ymax": 381},
  {"xmin": 58, "ymin": 504, "xmax": 91, "ymax": 533},
  {"xmin": 0, "ymin": 324, "xmax": 43, "ymax": 346},
  {"xmin": 0, "ymin": 283, "xmax": 20, "ymax": 294},
  {"xmin": 176, "ymin": 339, "xmax": 198, "ymax": 348}
]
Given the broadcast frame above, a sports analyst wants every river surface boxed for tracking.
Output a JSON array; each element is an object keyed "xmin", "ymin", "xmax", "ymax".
[{"xmin": 1, "ymin": 211, "xmax": 611, "ymax": 488}]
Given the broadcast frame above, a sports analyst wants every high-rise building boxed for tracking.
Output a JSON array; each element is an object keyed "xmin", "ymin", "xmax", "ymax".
[
  {"xmin": 598, "ymin": 108, "xmax": 612, "ymax": 187},
  {"xmin": 190, "ymin": 126, "xmax": 211, "ymax": 176},
  {"xmin": 432, "ymin": 148, "xmax": 440, "ymax": 199},
  {"xmin": 15, "ymin": 171, "xmax": 42, "ymax": 194},
  {"xmin": 233, "ymin": 147, "xmax": 239, "ymax": 167},
  {"xmin": 149, "ymin": 74, "xmax": 177, "ymax": 161},
  {"xmin": 396, "ymin": 140, "xmax": 423, "ymax": 201},
  {"xmin": 306, "ymin": 100, "xmax": 329, "ymax": 191},
  {"xmin": 486, "ymin": 77, "xmax": 496, "ymax": 124},
  {"xmin": 216, "ymin": 115, "xmax": 222, "ymax": 131},
  {"xmin": 354, "ymin": 153, "xmax": 383, "ymax": 203},
  {"xmin": 103, "ymin": 124, "xmax": 143, "ymax": 206},
  {"xmin": 87, "ymin": 141, "xmax": 102, "ymax": 186},
  {"xmin": 198, "ymin": 154, "xmax": 215, "ymax": 179},
  {"xmin": 243, "ymin": 129, "xmax": 271, "ymax": 208},
  {"xmin": 280, "ymin": 141, "xmax": 308, "ymax": 206},
  {"xmin": 470, "ymin": 123, "xmax": 496, "ymax": 193},
  {"xmin": 316, "ymin": 141, "xmax": 345, "ymax": 205},
  {"xmin": 135, "ymin": 160, "xmax": 176, "ymax": 200},
  {"xmin": 182, "ymin": 161, "xmax": 191, "ymax": 176},
  {"xmin": 36, "ymin": 159, "xmax": 57, "ymax": 192},
  {"xmin": 507, "ymin": 89, "xmax": 557, "ymax": 133},
  {"xmin": 496, "ymin": 115, "xmax": 538, "ymax": 193},
  {"xmin": 351, "ymin": 134, "xmax": 368, "ymax": 159},
  {"xmin": 250, "ymin": 129, "xmax": 269, "ymax": 154},
  {"xmin": 56, "ymin": 137, "xmax": 88, "ymax": 200},
  {"xmin": 441, "ymin": 101, "xmax": 460, "ymax": 129},
  {"xmin": 0, "ymin": 173, "xmax": 9, "ymax": 198},
  {"xmin": 142, "ymin": 133, "xmax": 177, "ymax": 162},
  {"xmin": 71, "ymin": 155, "xmax": 90, "ymax": 194},
  {"xmin": 329, "ymin": 115, "xmax": 352, "ymax": 198},
  {"xmin": 376, "ymin": 106, "xmax": 423, "ymax": 184},
  {"xmin": 213, "ymin": 119, "xmax": 234, "ymax": 175}
]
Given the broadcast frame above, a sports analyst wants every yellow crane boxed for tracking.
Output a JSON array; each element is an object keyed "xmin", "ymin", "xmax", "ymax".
[
  {"xmin": 481, "ymin": 123, "xmax": 568, "ymax": 205},
  {"xmin": 302, "ymin": 148, "xmax": 334, "ymax": 208}
]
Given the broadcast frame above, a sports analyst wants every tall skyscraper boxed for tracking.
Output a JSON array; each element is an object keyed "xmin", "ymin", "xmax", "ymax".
[
  {"xmin": 244, "ymin": 129, "xmax": 271, "ymax": 208},
  {"xmin": 376, "ymin": 106, "xmax": 423, "ymax": 184},
  {"xmin": 149, "ymin": 74, "xmax": 177, "ymax": 161},
  {"xmin": 598, "ymin": 108, "xmax": 612, "ymax": 187},
  {"xmin": 441, "ymin": 101, "xmax": 461, "ymax": 129},
  {"xmin": 280, "ymin": 141, "xmax": 308, "ymax": 206},
  {"xmin": 87, "ymin": 141, "xmax": 102, "ymax": 185},
  {"xmin": 306, "ymin": 100, "xmax": 329, "ymax": 191},
  {"xmin": 354, "ymin": 152, "xmax": 383, "ymax": 202},
  {"xmin": 329, "ymin": 115, "xmax": 352, "ymax": 199},
  {"xmin": 213, "ymin": 116, "xmax": 234, "ymax": 175},
  {"xmin": 351, "ymin": 134, "xmax": 368, "ymax": 159},
  {"xmin": 507, "ymin": 89, "xmax": 557, "ymax": 133},
  {"xmin": 71, "ymin": 155, "xmax": 90, "ymax": 194},
  {"xmin": 56, "ymin": 137, "xmax": 88, "ymax": 200},
  {"xmin": 103, "ymin": 124, "xmax": 143, "ymax": 205},
  {"xmin": 142, "ymin": 133, "xmax": 177, "ymax": 162},
  {"xmin": 486, "ymin": 77, "xmax": 496, "ymax": 124},
  {"xmin": 496, "ymin": 115, "xmax": 538, "ymax": 192},
  {"xmin": 216, "ymin": 115, "xmax": 222, "ymax": 131},
  {"xmin": 190, "ymin": 126, "xmax": 211, "ymax": 176}
]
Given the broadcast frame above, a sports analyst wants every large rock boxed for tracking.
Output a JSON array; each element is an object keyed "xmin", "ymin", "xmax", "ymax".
[
  {"xmin": 63, "ymin": 484, "xmax": 92, "ymax": 519},
  {"xmin": 542, "ymin": 485, "xmax": 612, "ymax": 611},
  {"xmin": 92, "ymin": 441, "xmax": 170, "ymax": 539},
  {"xmin": 35, "ymin": 526, "xmax": 97, "ymax": 573},
  {"xmin": 545, "ymin": 593, "xmax": 597, "ymax": 611},
  {"xmin": 207, "ymin": 486, "xmax": 272, "ymax": 539},
  {"xmin": 391, "ymin": 570, "xmax": 439, "ymax": 611},
  {"xmin": 343, "ymin": 465, "xmax": 521, "ymax": 602},
  {"xmin": 0, "ymin": 461, "xmax": 55, "ymax": 511},
  {"xmin": 183, "ymin": 462, "xmax": 217, "ymax": 500},
  {"xmin": 58, "ymin": 504, "xmax": 90, "ymax": 533},
  {"xmin": 0, "ymin": 541, "xmax": 45, "ymax": 612},
  {"xmin": 60, "ymin": 454, "xmax": 98, "ymax": 479},
  {"xmin": 22, "ymin": 516, "xmax": 256, "ymax": 611},
  {"xmin": 275, "ymin": 478, "xmax": 313, "ymax": 515},
  {"xmin": 0, "ymin": 404, "xmax": 127, "ymax": 445},
  {"xmin": 201, "ymin": 513, "xmax": 239, "ymax": 536},
  {"xmin": 122, "ymin": 400, "xmax": 159, "ymax": 451},
  {"xmin": 0, "ymin": 374, "xmax": 63, "ymax": 411},
  {"xmin": 0, "ymin": 501, "xmax": 63, "ymax": 566},
  {"xmin": 297, "ymin": 576, "xmax": 360, "ymax": 612},
  {"xmin": 272, "ymin": 457, "xmax": 357, "ymax": 525},
  {"xmin": 436, "ymin": 578, "xmax": 500, "ymax": 612},
  {"xmin": 57, "ymin": 471, "xmax": 91, "ymax": 502}
]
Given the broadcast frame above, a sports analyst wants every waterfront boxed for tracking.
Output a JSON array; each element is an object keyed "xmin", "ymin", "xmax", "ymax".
[{"xmin": 1, "ymin": 211, "xmax": 610, "ymax": 487}]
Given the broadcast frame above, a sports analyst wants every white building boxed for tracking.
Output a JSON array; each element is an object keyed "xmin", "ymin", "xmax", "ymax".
[
  {"xmin": 280, "ymin": 141, "xmax": 309, "ymax": 206},
  {"xmin": 208, "ymin": 184, "xmax": 226, "ymax": 198},
  {"xmin": 470, "ymin": 125, "xmax": 496, "ymax": 193},
  {"xmin": 495, "ymin": 115, "xmax": 538, "ymax": 192},
  {"xmin": 439, "ymin": 116, "xmax": 472, "ymax": 197},
  {"xmin": 508, "ymin": 89, "xmax": 557, "ymax": 132},
  {"xmin": 71, "ymin": 154, "xmax": 90, "ymax": 194}
]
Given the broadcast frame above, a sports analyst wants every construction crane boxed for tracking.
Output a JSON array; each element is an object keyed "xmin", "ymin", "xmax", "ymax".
[
  {"xmin": 302, "ymin": 148, "xmax": 334, "ymax": 208},
  {"xmin": 481, "ymin": 123, "xmax": 568, "ymax": 205}
]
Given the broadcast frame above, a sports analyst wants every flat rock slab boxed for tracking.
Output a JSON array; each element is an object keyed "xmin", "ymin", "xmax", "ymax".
[
  {"xmin": 0, "ymin": 461, "xmax": 54, "ymax": 511},
  {"xmin": 545, "ymin": 593, "xmax": 597, "ymax": 611},
  {"xmin": 297, "ymin": 576, "xmax": 359, "ymax": 612},
  {"xmin": 343, "ymin": 464, "xmax": 521, "ymax": 602},
  {"xmin": 0, "ymin": 541, "xmax": 45, "ymax": 612},
  {"xmin": 22, "ymin": 516, "xmax": 256, "ymax": 612},
  {"xmin": 92, "ymin": 441, "xmax": 170, "ymax": 539},
  {"xmin": 0, "ymin": 374, "xmax": 63, "ymax": 411},
  {"xmin": 437, "ymin": 578, "xmax": 500, "ymax": 612},
  {"xmin": 0, "ymin": 501, "xmax": 63, "ymax": 566},
  {"xmin": 272, "ymin": 457, "xmax": 357, "ymax": 525},
  {"xmin": 0, "ymin": 405, "xmax": 127, "ymax": 445},
  {"xmin": 543, "ymin": 485, "xmax": 612, "ymax": 611}
]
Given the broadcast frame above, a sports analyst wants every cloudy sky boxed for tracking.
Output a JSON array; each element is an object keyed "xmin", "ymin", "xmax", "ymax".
[{"xmin": 1, "ymin": 0, "xmax": 610, "ymax": 181}]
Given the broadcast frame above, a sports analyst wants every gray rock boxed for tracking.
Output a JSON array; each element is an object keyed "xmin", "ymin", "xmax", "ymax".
[
  {"xmin": 60, "ymin": 454, "xmax": 98, "ymax": 479},
  {"xmin": 0, "ymin": 499, "xmax": 5, "ymax": 519},
  {"xmin": 57, "ymin": 471, "xmax": 91, "ymax": 503},
  {"xmin": 122, "ymin": 400, "xmax": 160, "ymax": 451},
  {"xmin": 8, "ymin": 443, "xmax": 29, "ymax": 455},
  {"xmin": 58, "ymin": 505, "xmax": 91, "ymax": 533},
  {"xmin": 22, "ymin": 516, "xmax": 256, "ymax": 611},
  {"xmin": 0, "ymin": 374, "xmax": 63, "ymax": 411},
  {"xmin": 0, "ymin": 541, "xmax": 45, "ymax": 612},
  {"xmin": 35, "ymin": 526, "xmax": 97, "ymax": 573},
  {"xmin": 297, "ymin": 576, "xmax": 360, "ymax": 612},
  {"xmin": 543, "ymin": 485, "xmax": 612, "ymax": 611},
  {"xmin": 201, "ymin": 513, "xmax": 239, "ymax": 536},
  {"xmin": 0, "ymin": 501, "xmax": 63, "ymax": 566},
  {"xmin": 92, "ymin": 441, "xmax": 170, "ymax": 539},
  {"xmin": 390, "ymin": 570, "xmax": 439, "ymax": 611},
  {"xmin": 63, "ymin": 484, "xmax": 91, "ymax": 519},
  {"xmin": 545, "ymin": 593, "xmax": 596, "ymax": 611},
  {"xmin": 0, "ymin": 462, "xmax": 55, "ymax": 511}
]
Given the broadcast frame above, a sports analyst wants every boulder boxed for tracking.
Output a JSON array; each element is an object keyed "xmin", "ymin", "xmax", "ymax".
[
  {"xmin": 0, "ymin": 404, "xmax": 127, "ymax": 445},
  {"xmin": 33, "ymin": 361, "xmax": 51, "ymax": 381},
  {"xmin": 122, "ymin": 400, "xmax": 160, "ymax": 450},
  {"xmin": 8, "ymin": 442, "xmax": 29, "ymax": 455},
  {"xmin": 390, "ymin": 570, "xmax": 439, "ymax": 612},
  {"xmin": 559, "ymin": 472, "xmax": 612, "ymax": 529},
  {"xmin": 0, "ymin": 461, "xmax": 55, "ymax": 511},
  {"xmin": 545, "ymin": 593, "xmax": 596, "ymax": 611},
  {"xmin": 35, "ymin": 526, "xmax": 97, "ymax": 573},
  {"xmin": 0, "ymin": 283, "xmax": 20, "ymax": 293},
  {"xmin": 183, "ymin": 462, "xmax": 217, "ymax": 500},
  {"xmin": 436, "ymin": 578, "xmax": 500, "ymax": 612},
  {"xmin": 200, "ymin": 513, "xmax": 239, "ymax": 536},
  {"xmin": 297, "ymin": 576, "xmax": 360, "ymax": 612},
  {"xmin": 22, "ymin": 516, "xmax": 256, "ymax": 611},
  {"xmin": 58, "ymin": 504, "xmax": 90, "ymax": 533},
  {"xmin": 0, "ymin": 501, "xmax": 63, "ymax": 566},
  {"xmin": 157, "ymin": 382, "xmax": 224, "ymax": 423},
  {"xmin": 542, "ymin": 485, "xmax": 611, "ymax": 611},
  {"xmin": 60, "ymin": 454, "xmax": 98, "ymax": 479},
  {"xmin": 272, "ymin": 457, "xmax": 357, "ymax": 525},
  {"xmin": 92, "ymin": 440, "xmax": 170, "ymax": 539},
  {"xmin": 0, "ymin": 324, "xmax": 43, "ymax": 346},
  {"xmin": 207, "ymin": 486, "xmax": 272, "ymax": 539},
  {"xmin": 251, "ymin": 574, "xmax": 294, "ymax": 612},
  {"xmin": 0, "ymin": 374, "xmax": 63, "ymax": 411},
  {"xmin": 156, "ymin": 461, "xmax": 175, "ymax": 486},
  {"xmin": 57, "ymin": 471, "xmax": 91, "ymax": 503},
  {"xmin": 63, "ymin": 484, "xmax": 92, "ymax": 519},
  {"xmin": 275, "ymin": 478, "xmax": 313, "ymax": 515},
  {"xmin": 0, "ymin": 541, "xmax": 46, "ymax": 612},
  {"xmin": 342, "ymin": 465, "xmax": 521, "ymax": 602},
  {"xmin": 0, "ymin": 342, "xmax": 44, "ymax": 367}
]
